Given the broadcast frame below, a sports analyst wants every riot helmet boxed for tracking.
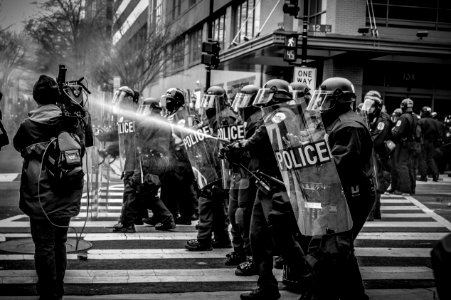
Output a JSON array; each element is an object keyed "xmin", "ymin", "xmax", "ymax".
[
  {"xmin": 253, "ymin": 79, "xmax": 292, "ymax": 107},
  {"xmin": 137, "ymin": 97, "xmax": 161, "ymax": 116},
  {"xmin": 307, "ymin": 77, "xmax": 356, "ymax": 127},
  {"xmin": 391, "ymin": 108, "xmax": 402, "ymax": 123},
  {"xmin": 289, "ymin": 82, "xmax": 311, "ymax": 105},
  {"xmin": 201, "ymin": 86, "xmax": 228, "ymax": 119},
  {"xmin": 362, "ymin": 90, "xmax": 383, "ymax": 121},
  {"xmin": 112, "ymin": 86, "xmax": 138, "ymax": 115},
  {"xmin": 160, "ymin": 88, "xmax": 185, "ymax": 115},
  {"xmin": 400, "ymin": 98, "xmax": 414, "ymax": 113},
  {"xmin": 420, "ymin": 106, "xmax": 432, "ymax": 118},
  {"xmin": 231, "ymin": 85, "xmax": 259, "ymax": 112}
]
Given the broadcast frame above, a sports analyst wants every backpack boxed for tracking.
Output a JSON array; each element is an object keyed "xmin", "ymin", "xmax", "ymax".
[{"xmin": 45, "ymin": 131, "xmax": 85, "ymax": 191}]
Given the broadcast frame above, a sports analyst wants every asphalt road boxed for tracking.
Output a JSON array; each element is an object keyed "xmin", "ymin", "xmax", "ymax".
[{"xmin": 1, "ymin": 143, "xmax": 450, "ymax": 299}]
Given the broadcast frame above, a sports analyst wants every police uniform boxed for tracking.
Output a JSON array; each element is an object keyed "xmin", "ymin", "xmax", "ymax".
[
  {"xmin": 160, "ymin": 107, "xmax": 197, "ymax": 224},
  {"xmin": 418, "ymin": 116, "xmax": 443, "ymax": 181},
  {"xmin": 307, "ymin": 109, "xmax": 375, "ymax": 300},
  {"xmin": 368, "ymin": 111, "xmax": 392, "ymax": 219},
  {"xmin": 391, "ymin": 112, "xmax": 416, "ymax": 194}
]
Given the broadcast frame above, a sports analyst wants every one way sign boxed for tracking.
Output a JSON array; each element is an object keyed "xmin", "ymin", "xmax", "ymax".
[{"xmin": 293, "ymin": 67, "xmax": 317, "ymax": 91}]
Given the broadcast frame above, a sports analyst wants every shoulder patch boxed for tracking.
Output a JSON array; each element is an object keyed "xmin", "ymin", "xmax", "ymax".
[
  {"xmin": 377, "ymin": 122, "xmax": 385, "ymax": 131},
  {"xmin": 396, "ymin": 120, "xmax": 402, "ymax": 127}
]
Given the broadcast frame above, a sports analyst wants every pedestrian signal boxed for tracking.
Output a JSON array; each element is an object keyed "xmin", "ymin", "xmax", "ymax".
[{"xmin": 284, "ymin": 35, "xmax": 297, "ymax": 62}]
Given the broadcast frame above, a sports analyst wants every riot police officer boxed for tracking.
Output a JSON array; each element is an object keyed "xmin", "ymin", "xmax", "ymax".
[
  {"xmin": 185, "ymin": 86, "xmax": 234, "ymax": 251},
  {"xmin": 362, "ymin": 90, "xmax": 392, "ymax": 220},
  {"xmin": 160, "ymin": 88, "xmax": 198, "ymax": 225},
  {"xmin": 134, "ymin": 98, "xmax": 176, "ymax": 230},
  {"xmin": 97, "ymin": 86, "xmax": 141, "ymax": 233},
  {"xmin": 305, "ymin": 77, "xmax": 375, "ymax": 300},
  {"xmin": 224, "ymin": 85, "xmax": 260, "ymax": 268},
  {"xmin": 391, "ymin": 98, "xmax": 417, "ymax": 195},
  {"xmin": 233, "ymin": 79, "xmax": 307, "ymax": 300},
  {"xmin": 418, "ymin": 106, "xmax": 443, "ymax": 182}
]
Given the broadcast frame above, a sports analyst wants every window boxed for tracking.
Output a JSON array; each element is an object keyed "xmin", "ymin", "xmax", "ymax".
[
  {"xmin": 172, "ymin": 36, "xmax": 185, "ymax": 70},
  {"xmin": 309, "ymin": 0, "xmax": 326, "ymax": 25},
  {"xmin": 369, "ymin": 1, "xmax": 451, "ymax": 30},
  {"xmin": 156, "ymin": 0, "xmax": 163, "ymax": 33},
  {"xmin": 172, "ymin": 0, "xmax": 182, "ymax": 19},
  {"xmin": 233, "ymin": 0, "xmax": 258, "ymax": 43},
  {"xmin": 189, "ymin": 0, "xmax": 197, "ymax": 7},
  {"xmin": 189, "ymin": 27, "xmax": 203, "ymax": 64},
  {"xmin": 212, "ymin": 13, "xmax": 226, "ymax": 50}
]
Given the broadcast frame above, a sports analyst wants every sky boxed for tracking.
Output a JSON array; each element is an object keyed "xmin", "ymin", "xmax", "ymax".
[{"xmin": 0, "ymin": 0, "xmax": 45, "ymax": 32}]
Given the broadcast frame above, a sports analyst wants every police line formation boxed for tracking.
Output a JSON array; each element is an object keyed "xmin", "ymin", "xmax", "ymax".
[{"xmin": 9, "ymin": 70, "xmax": 450, "ymax": 300}]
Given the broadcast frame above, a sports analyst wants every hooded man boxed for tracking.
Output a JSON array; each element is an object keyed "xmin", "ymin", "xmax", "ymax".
[{"xmin": 13, "ymin": 74, "xmax": 90, "ymax": 300}]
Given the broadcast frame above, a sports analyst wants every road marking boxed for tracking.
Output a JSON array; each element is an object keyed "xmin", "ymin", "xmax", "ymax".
[
  {"xmin": 0, "ymin": 173, "xmax": 19, "ymax": 182},
  {"xmin": 405, "ymin": 195, "xmax": 451, "ymax": 231},
  {"xmin": 0, "ymin": 221, "xmax": 194, "ymax": 228},
  {"xmin": 380, "ymin": 199, "xmax": 411, "ymax": 203},
  {"xmin": 0, "ymin": 215, "xmax": 27, "ymax": 224},
  {"xmin": 380, "ymin": 206, "xmax": 421, "ymax": 211},
  {"xmin": 0, "ymin": 247, "xmax": 432, "ymax": 261},
  {"xmin": 356, "ymin": 232, "xmax": 449, "ymax": 240},
  {"xmin": 0, "ymin": 267, "xmax": 432, "ymax": 284},
  {"xmin": 363, "ymin": 221, "xmax": 444, "ymax": 228},
  {"xmin": 380, "ymin": 213, "xmax": 430, "ymax": 218}
]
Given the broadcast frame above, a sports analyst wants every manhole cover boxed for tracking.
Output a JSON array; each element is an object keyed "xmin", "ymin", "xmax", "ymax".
[{"xmin": 0, "ymin": 238, "xmax": 92, "ymax": 254}]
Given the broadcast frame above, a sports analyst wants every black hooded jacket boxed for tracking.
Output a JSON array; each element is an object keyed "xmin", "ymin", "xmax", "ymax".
[{"xmin": 13, "ymin": 104, "xmax": 83, "ymax": 220}]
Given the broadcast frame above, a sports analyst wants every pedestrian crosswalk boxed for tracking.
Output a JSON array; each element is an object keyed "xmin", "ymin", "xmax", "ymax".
[{"xmin": 0, "ymin": 188, "xmax": 449, "ymax": 296}]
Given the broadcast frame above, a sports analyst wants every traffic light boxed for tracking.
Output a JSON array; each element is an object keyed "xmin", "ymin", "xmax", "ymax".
[
  {"xmin": 283, "ymin": 0, "xmax": 300, "ymax": 17},
  {"xmin": 201, "ymin": 40, "xmax": 220, "ymax": 68},
  {"xmin": 283, "ymin": 34, "xmax": 297, "ymax": 63}
]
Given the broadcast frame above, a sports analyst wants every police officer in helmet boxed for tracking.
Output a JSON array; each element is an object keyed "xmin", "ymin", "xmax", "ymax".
[
  {"xmin": 305, "ymin": 77, "xmax": 375, "ymax": 300},
  {"xmin": 362, "ymin": 90, "xmax": 392, "ymax": 221},
  {"xmin": 391, "ymin": 98, "xmax": 417, "ymax": 195},
  {"xmin": 418, "ymin": 106, "xmax": 443, "ymax": 182},
  {"xmin": 234, "ymin": 79, "xmax": 308, "ymax": 300},
  {"xmin": 160, "ymin": 88, "xmax": 198, "ymax": 226}
]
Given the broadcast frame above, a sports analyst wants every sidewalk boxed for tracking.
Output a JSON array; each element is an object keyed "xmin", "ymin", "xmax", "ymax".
[{"xmin": 0, "ymin": 289, "xmax": 437, "ymax": 300}]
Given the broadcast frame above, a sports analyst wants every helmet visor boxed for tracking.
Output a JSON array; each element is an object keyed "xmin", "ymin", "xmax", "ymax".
[
  {"xmin": 361, "ymin": 99, "xmax": 376, "ymax": 114},
  {"xmin": 201, "ymin": 94, "xmax": 217, "ymax": 109},
  {"xmin": 231, "ymin": 93, "xmax": 253, "ymax": 111},
  {"xmin": 306, "ymin": 90, "xmax": 334, "ymax": 111},
  {"xmin": 137, "ymin": 104, "xmax": 151, "ymax": 115},
  {"xmin": 252, "ymin": 88, "xmax": 274, "ymax": 106}
]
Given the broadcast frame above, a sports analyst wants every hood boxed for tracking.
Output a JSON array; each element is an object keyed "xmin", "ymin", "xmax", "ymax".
[{"xmin": 28, "ymin": 104, "xmax": 62, "ymax": 124}]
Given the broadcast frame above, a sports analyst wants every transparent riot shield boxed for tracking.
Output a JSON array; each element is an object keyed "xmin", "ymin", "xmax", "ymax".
[
  {"xmin": 262, "ymin": 103, "xmax": 353, "ymax": 236},
  {"xmin": 182, "ymin": 125, "xmax": 224, "ymax": 190},
  {"xmin": 117, "ymin": 117, "xmax": 137, "ymax": 174}
]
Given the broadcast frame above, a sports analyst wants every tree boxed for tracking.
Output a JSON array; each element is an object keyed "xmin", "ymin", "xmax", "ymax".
[
  {"xmin": 25, "ymin": 0, "xmax": 112, "ymax": 82},
  {"xmin": 95, "ymin": 25, "xmax": 169, "ymax": 94},
  {"xmin": 0, "ymin": 29, "xmax": 25, "ymax": 92}
]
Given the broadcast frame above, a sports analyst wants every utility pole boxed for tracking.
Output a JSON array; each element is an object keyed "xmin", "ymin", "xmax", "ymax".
[
  {"xmin": 205, "ymin": 0, "xmax": 214, "ymax": 92},
  {"xmin": 301, "ymin": 0, "xmax": 309, "ymax": 66}
]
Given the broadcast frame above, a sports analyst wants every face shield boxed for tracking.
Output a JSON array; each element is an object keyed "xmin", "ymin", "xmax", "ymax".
[
  {"xmin": 361, "ymin": 98, "xmax": 376, "ymax": 115},
  {"xmin": 252, "ymin": 88, "xmax": 274, "ymax": 106},
  {"xmin": 231, "ymin": 93, "xmax": 253, "ymax": 112},
  {"xmin": 201, "ymin": 94, "xmax": 218, "ymax": 109},
  {"xmin": 306, "ymin": 90, "xmax": 334, "ymax": 111},
  {"xmin": 137, "ymin": 104, "xmax": 151, "ymax": 115}
]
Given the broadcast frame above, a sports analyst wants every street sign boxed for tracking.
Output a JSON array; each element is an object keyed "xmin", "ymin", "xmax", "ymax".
[
  {"xmin": 308, "ymin": 24, "xmax": 332, "ymax": 33},
  {"xmin": 293, "ymin": 67, "xmax": 317, "ymax": 91}
]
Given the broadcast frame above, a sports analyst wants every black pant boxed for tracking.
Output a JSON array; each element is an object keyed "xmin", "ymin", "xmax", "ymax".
[
  {"xmin": 120, "ymin": 171, "xmax": 139, "ymax": 226},
  {"xmin": 236, "ymin": 177, "xmax": 257, "ymax": 256},
  {"xmin": 197, "ymin": 187, "xmax": 230, "ymax": 243},
  {"xmin": 419, "ymin": 140, "xmax": 439, "ymax": 180},
  {"xmin": 160, "ymin": 167, "xmax": 197, "ymax": 221},
  {"xmin": 30, "ymin": 217, "xmax": 70, "ymax": 299}
]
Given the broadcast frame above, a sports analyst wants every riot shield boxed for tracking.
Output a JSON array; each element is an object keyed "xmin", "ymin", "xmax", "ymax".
[
  {"xmin": 262, "ymin": 103, "xmax": 353, "ymax": 236},
  {"xmin": 117, "ymin": 117, "xmax": 137, "ymax": 174},
  {"xmin": 182, "ymin": 124, "xmax": 223, "ymax": 190}
]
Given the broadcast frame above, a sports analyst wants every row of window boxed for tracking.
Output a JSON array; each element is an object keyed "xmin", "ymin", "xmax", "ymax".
[
  {"xmin": 369, "ymin": 0, "xmax": 451, "ymax": 30},
  {"xmin": 170, "ymin": 0, "xmax": 258, "ymax": 72}
]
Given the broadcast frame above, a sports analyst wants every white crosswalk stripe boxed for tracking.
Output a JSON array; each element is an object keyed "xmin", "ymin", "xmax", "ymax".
[{"xmin": 1, "ymin": 185, "xmax": 450, "ymax": 295}]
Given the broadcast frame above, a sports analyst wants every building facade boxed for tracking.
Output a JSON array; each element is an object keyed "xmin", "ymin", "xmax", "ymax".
[{"xmin": 113, "ymin": 0, "xmax": 451, "ymax": 117}]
